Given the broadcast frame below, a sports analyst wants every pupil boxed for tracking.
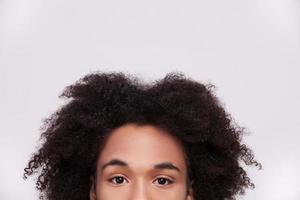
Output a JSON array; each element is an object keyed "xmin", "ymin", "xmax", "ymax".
[
  {"xmin": 158, "ymin": 178, "xmax": 166, "ymax": 184},
  {"xmin": 116, "ymin": 177, "xmax": 123, "ymax": 184}
]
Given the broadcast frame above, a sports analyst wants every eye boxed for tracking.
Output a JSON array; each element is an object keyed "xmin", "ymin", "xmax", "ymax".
[
  {"xmin": 153, "ymin": 177, "xmax": 174, "ymax": 186},
  {"xmin": 108, "ymin": 175, "xmax": 129, "ymax": 185}
]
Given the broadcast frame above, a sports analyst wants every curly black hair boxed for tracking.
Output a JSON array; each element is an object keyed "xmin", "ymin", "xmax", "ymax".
[{"xmin": 23, "ymin": 70, "xmax": 262, "ymax": 200}]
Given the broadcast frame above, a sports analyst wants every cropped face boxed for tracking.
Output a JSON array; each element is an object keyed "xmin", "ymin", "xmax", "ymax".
[{"xmin": 89, "ymin": 123, "xmax": 194, "ymax": 200}]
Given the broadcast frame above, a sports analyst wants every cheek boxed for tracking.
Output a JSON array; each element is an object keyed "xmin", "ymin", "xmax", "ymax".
[
  {"xmin": 151, "ymin": 186, "xmax": 187, "ymax": 200},
  {"xmin": 97, "ymin": 184, "xmax": 129, "ymax": 200},
  {"xmin": 96, "ymin": 178, "xmax": 130, "ymax": 200}
]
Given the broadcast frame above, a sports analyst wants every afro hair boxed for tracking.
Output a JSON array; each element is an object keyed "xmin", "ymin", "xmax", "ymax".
[{"xmin": 23, "ymin": 70, "xmax": 262, "ymax": 200}]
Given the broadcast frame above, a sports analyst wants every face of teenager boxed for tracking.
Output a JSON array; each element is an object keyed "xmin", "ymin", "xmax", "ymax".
[{"xmin": 89, "ymin": 123, "xmax": 194, "ymax": 200}]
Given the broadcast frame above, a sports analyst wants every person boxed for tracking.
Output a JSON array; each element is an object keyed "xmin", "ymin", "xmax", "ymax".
[{"xmin": 23, "ymin": 71, "xmax": 262, "ymax": 200}]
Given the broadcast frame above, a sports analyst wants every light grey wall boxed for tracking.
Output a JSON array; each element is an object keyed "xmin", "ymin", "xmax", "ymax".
[{"xmin": 1, "ymin": 0, "xmax": 299, "ymax": 199}]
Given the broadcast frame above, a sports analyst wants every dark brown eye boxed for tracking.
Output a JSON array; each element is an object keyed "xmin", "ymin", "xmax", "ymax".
[
  {"xmin": 109, "ymin": 176, "xmax": 128, "ymax": 185},
  {"xmin": 154, "ymin": 177, "xmax": 174, "ymax": 186}
]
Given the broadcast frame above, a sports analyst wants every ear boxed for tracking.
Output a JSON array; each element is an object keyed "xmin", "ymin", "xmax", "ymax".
[
  {"xmin": 186, "ymin": 181, "xmax": 195, "ymax": 200},
  {"xmin": 89, "ymin": 176, "xmax": 97, "ymax": 200},
  {"xmin": 186, "ymin": 186, "xmax": 195, "ymax": 200}
]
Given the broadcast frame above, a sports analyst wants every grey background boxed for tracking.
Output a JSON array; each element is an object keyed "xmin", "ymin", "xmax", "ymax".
[{"xmin": 0, "ymin": 0, "xmax": 299, "ymax": 199}]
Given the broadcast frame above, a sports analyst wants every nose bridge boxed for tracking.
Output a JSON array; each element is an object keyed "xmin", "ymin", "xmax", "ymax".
[{"xmin": 130, "ymin": 177, "xmax": 150, "ymax": 200}]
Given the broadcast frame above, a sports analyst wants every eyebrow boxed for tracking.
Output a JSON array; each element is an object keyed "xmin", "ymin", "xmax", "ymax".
[{"xmin": 100, "ymin": 158, "xmax": 181, "ymax": 173}]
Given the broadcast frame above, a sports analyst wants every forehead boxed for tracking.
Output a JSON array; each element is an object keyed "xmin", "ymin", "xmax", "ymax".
[{"xmin": 97, "ymin": 123, "xmax": 187, "ymax": 172}]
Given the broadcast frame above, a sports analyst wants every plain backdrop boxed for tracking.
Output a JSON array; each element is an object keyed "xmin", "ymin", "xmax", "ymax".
[{"xmin": 0, "ymin": 0, "xmax": 299, "ymax": 199}]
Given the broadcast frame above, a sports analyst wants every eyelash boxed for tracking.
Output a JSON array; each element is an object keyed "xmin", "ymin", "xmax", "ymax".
[{"xmin": 108, "ymin": 175, "xmax": 174, "ymax": 186}]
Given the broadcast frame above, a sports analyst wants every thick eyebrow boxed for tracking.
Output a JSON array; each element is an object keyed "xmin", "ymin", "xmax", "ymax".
[{"xmin": 100, "ymin": 158, "xmax": 181, "ymax": 173}]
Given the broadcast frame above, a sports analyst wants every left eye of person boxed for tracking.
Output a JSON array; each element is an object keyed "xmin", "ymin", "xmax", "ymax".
[{"xmin": 153, "ymin": 177, "xmax": 174, "ymax": 186}]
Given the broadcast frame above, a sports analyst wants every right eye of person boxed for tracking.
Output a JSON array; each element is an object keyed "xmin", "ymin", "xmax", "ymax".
[{"xmin": 108, "ymin": 175, "xmax": 128, "ymax": 185}]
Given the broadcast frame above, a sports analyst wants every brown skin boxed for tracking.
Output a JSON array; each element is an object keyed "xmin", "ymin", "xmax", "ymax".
[{"xmin": 89, "ymin": 123, "xmax": 194, "ymax": 200}]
